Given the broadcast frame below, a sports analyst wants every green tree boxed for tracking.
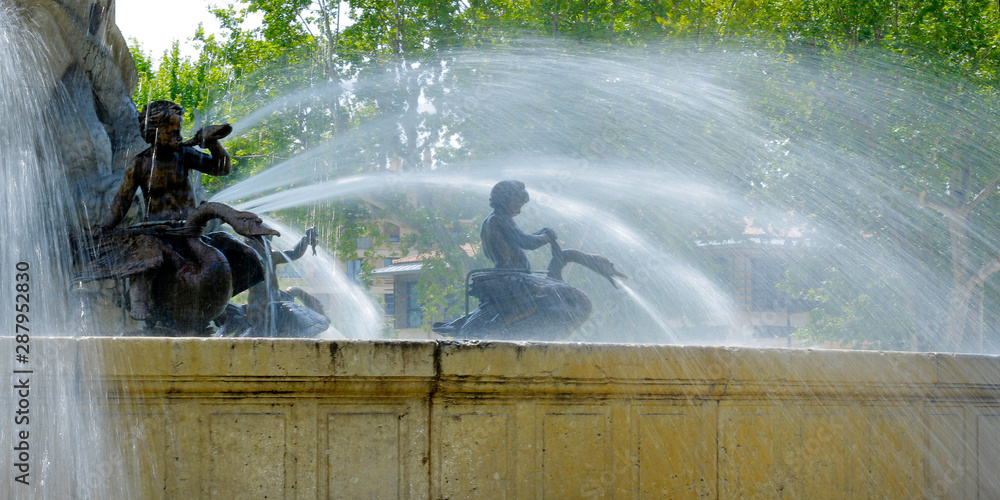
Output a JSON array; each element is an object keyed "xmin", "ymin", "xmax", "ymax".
[{"xmin": 743, "ymin": 28, "xmax": 1000, "ymax": 349}]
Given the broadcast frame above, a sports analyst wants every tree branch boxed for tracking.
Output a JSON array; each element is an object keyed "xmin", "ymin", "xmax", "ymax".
[
  {"xmin": 904, "ymin": 186, "xmax": 960, "ymax": 220},
  {"xmin": 966, "ymin": 254, "xmax": 1000, "ymax": 293},
  {"xmin": 965, "ymin": 173, "xmax": 1000, "ymax": 213}
]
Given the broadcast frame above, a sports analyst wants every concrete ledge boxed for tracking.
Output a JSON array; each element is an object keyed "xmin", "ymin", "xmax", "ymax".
[{"xmin": 33, "ymin": 337, "xmax": 1000, "ymax": 497}]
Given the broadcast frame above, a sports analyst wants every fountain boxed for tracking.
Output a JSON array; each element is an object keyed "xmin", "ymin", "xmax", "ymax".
[{"xmin": 5, "ymin": 0, "xmax": 1000, "ymax": 498}]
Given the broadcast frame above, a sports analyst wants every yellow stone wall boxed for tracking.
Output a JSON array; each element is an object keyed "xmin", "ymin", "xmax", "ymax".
[{"xmin": 73, "ymin": 338, "xmax": 1000, "ymax": 498}]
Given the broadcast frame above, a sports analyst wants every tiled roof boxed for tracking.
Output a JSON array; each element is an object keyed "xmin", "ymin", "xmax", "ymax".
[{"xmin": 391, "ymin": 252, "xmax": 440, "ymax": 264}]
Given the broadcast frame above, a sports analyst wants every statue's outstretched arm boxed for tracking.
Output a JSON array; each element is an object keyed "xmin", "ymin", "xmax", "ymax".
[
  {"xmin": 198, "ymin": 140, "xmax": 231, "ymax": 176},
  {"xmin": 272, "ymin": 228, "xmax": 316, "ymax": 264},
  {"xmin": 492, "ymin": 215, "xmax": 552, "ymax": 251},
  {"xmin": 513, "ymin": 226, "xmax": 554, "ymax": 250},
  {"xmin": 185, "ymin": 124, "xmax": 232, "ymax": 176},
  {"xmin": 286, "ymin": 228, "xmax": 316, "ymax": 261}
]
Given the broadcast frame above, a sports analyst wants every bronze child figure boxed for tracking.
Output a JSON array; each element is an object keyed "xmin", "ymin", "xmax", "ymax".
[{"xmin": 433, "ymin": 180, "xmax": 626, "ymax": 340}]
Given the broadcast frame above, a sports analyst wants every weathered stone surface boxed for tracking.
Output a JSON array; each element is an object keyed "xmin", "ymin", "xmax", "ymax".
[
  {"xmin": 12, "ymin": 0, "xmax": 145, "ymax": 228},
  {"xmin": 56, "ymin": 338, "xmax": 1000, "ymax": 498}
]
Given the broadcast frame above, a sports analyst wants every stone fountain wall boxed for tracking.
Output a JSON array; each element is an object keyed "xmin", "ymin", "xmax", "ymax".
[{"xmin": 45, "ymin": 338, "xmax": 1000, "ymax": 498}]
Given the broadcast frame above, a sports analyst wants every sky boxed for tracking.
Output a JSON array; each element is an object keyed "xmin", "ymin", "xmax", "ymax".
[{"xmin": 115, "ymin": 0, "xmax": 222, "ymax": 59}]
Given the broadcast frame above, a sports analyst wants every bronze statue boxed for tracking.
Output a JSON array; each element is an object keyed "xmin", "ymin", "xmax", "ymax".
[
  {"xmin": 433, "ymin": 180, "xmax": 626, "ymax": 340},
  {"xmin": 79, "ymin": 100, "xmax": 276, "ymax": 335},
  {"xmin": 217, "ymin": 228, "xmax": 332, "ymax": 337}
]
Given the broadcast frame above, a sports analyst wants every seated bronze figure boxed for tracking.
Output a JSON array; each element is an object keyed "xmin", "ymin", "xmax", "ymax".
[
  {"xmin": 77, "ymin": 100, "xmax": 275, "ymax": 335},
  {"xmin": 433, "ymin": 180, "xmax": 626, "ymax": 340}
]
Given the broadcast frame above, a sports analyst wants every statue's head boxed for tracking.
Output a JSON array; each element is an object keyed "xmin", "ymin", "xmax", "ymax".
[
  {"xmin": 490, "ymin": 180, "xmax": 529, "ymax": 215},
  {"xmin": 138, "ymin": 100, "xmax": 184, "ymax": 144}
]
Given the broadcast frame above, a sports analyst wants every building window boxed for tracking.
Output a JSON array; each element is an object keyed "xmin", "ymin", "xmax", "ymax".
[
  {"xmin": 384, "ymin": 257, "xmax": 396, "ymax": 267},
  {"xmin": 384, "ymin": 294, "xmax": 395, "ymax": 317},
  {"xmin": 751, "ymin": 256, "xmax": 785, "ymax": 311},
  {"xmin": 357, "ymin": 237, "xmax": 373, "ymax": 250},
  {"xmin": 405, "ymin": 282, "xmax": 423, "ymax": 328},
  {"xmin": 347, "ymin": 259, "xmax": 363, "ymax": 283},
  {"xmin": 385, "ymin": 224, "xmax": 400, "ymax": 243}
]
